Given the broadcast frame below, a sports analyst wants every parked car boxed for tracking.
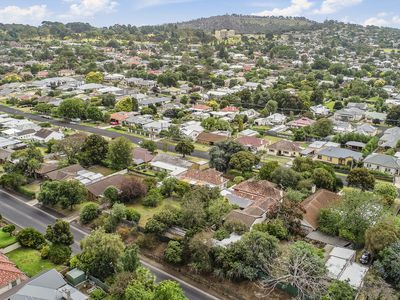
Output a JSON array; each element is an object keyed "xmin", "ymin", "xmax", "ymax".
[{"xmin": 359, "ymin": 251, "xmax": 371, "ymax": 264}]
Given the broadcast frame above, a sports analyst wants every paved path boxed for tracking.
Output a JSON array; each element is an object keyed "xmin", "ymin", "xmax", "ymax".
[
  {"xmin": 0, "ymin": 188, "xmax": 218, "ymax": 300},
  {"xmin": 0, "ymin": 105, "xmax": 210, "ymax": 159}
]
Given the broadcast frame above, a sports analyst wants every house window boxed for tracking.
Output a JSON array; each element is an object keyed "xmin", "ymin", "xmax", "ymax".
[
  {"xmin": 11, "ymin": 280, "xmax": 18, "ymax": 287},
  {"xmin": 317, "ymin": 155, "xmax": 322, "ymax": 159}
]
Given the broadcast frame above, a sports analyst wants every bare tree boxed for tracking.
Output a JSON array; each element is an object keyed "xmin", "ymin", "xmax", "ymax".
[{"xmin": 259, "ymin": 242, "xmax": 328, "ymax": 300}]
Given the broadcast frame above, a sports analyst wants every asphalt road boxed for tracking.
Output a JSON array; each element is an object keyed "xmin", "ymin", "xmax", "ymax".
[
  {"xmin": 0, "ymin": 105, "xmax": 210, "ymax": 160},
  {"xmin": 0, "ymin": 189, "xmax": 218, "ymax": 300}
]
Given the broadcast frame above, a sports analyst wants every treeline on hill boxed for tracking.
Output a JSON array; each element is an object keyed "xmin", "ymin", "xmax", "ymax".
[
  {"xmin": 0, "ymin": 21, "xmax": 213, "ymax": 44},
  {"xmin": 175, "ymin": 14, "xmax": 318, "ymax": 34}
]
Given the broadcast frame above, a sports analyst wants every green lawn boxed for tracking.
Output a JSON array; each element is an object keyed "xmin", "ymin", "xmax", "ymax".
[
  {"xmin": 6, "ymin": 248, "xmax": 58, "ymax": 277},
  {"xmin": 262, "ymin": 154, "xmax": 293, "ymax": 165},
  {"xmin": 263, "ymin": 135, "xmax": 284, "ymax": 144},
  {"xmin": 0, "ymin": 229, "xmax": 17, "ymax": 248},
  {"xmin": 324, "ymin": 101, "xmax": 335, "ymax": 111},
  {"xmin": 128, "ymin": 199, "xmax": 180, "ymax": 227},
  {"xmin": 21, "ymin": 181, "xmax": 41, "ymax": 195},
  {"xmin": 88, "ymin": 165, "xmax": 115, "ymax": 176}
]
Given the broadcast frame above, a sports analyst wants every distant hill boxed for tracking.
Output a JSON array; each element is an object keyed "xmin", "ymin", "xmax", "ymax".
[{"xmin": 174, "ymin": 14, "xmax": 318, "ymax": 34}]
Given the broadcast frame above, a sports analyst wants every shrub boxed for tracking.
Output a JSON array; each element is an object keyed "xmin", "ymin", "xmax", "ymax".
[
  {"xmin": 16, "ymin": 228, "xmax": 45, "ymax": 249},
  {"xmin": 164, "ymin": 241, "xmax": 183, "ymax": 264},
  {"xmin": 40, "ymin": 244, "xmax": 50, "ymax": 259},
  {"xmin": 224, "ymin": 220, "xmax": 248, "ymax": 234},
  {"xmin": 116, "ymin": 225, "xmax": 130, "ymax": 241},
  {"xmin": 90, "ymin": 288, "xmax": 107, "ymax": 300},
  {"xmin": 48, "ymin": 244, "xmax": 72, "ymax": 264},
  {"xmin": 80, "ymin": 203, "xmax": 100, "ymax": 224},
  {"xmin": 142, "ymin": 188, "xmax": 162, "ymax": 207},
  {"xmin": 253, "ymin": 219, "xmax": 288, "ymax": 240},
  {"xmin": 2, "ymin": 224, "xmax": 16, "ymax": 236},
  {"xmin": 125, "ymin": 208, "xmax": 141, "ymax": 223},
  {"xmin": 213, "ymin": 228, "xmax": 230, "ymax": 241}
]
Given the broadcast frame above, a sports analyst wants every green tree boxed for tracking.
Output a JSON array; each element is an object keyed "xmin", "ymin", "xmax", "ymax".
[
  {"xmin": 374, "ymin": 241, "xmax": 400, "ymax": 288},
  {"xmin": 58, "ymin": 180, "xmax": 87, "ymax": 210},
  {"xmin": 48, "ymin": 244, "xmax": 72, "ymax": 264},
  {"xmin": 312, "ymin": 168, "xmax": 335, "ymax": 191},
  {"xmin": 143, "ymin": 188, "xmax": 163, "ymax": 207},
  {"xmin": 215, "ymin": 230, "xmax": 279, "ymax": 280},
  {"xmin": 270, "ymin": 167, "xmax": 301, "ymax": 189},
  {"xmin": 16, "ymin": 228, "xmax": 45, "ymax": 249},
  {"xmin": 80, "ymin": 203, "xmax": 100, "ymax": 224},
  {"xmin": 258, "ymin": 161, "xmax": 279, "ymax": 180},
  {"xmin": 45, "ymin": 219, "xmax": 74, "ymax": 246},
  {"xmin": 141, "ymin": 140, "xmax": 157, "ymax": 154},
  {"xmin": 164, "ymin": 241, "xmax": 183, "ymax": 264},
  {"xmin": 347, "ymin": 168, "xmax": 375, "ymax": 191},
  {"xmin": 120, "ymin": 244, "xmax": 140, "ymax": 272},
  {"xmin": 79, "ymin": 134, "xmax": 109, "ymax": 166},
  {"xmin": 312, "ymin": 118, "xmax": 333, "ymax": 137},
  {"xmin": 229, "ymin": 151, "xmax": 258, "ymax": 172},
  {"xmin": 86, "ymin": 106, "xmax": 103, "ymax": 121},
  {"xmin": 77, "ymin": 228, "xmax": 125, "ymax": 280},
  {"xmin": 108, "ymin": 137, "xmax": 133, "ymax": 170},
  {"xmin": 103, "ymin": 186, "xmax": 120, "ymax": 204},
  {"xmin": 209, "ymin": 140, "xmax": 245, "ymax": 172},
  {"xmin": 101, "ymin": 93, "xmax": 116, "ymax": 107},
  {"xmin": 365, "ymin": 217, "xmax": 400, "ymax": 255},
  {"xmin": 374, "ymin": 182, "xmax": 398, "ymax": 206},
  {"xmin": 85, "ymin": 71, "xmax": 104, "ymax": 83},
  {"xmin": 115, "ymin": 97, "xmax": 136, "ymax": 112},
  {"xmin": 154, "ymin": 280, "xmax": 187, "ymax": 300},
  {"xmin": 119, "ymin": 177, "xmax": 148, "ymax": 203},
  {"xmin": 58, "ymin": 98, "xmax": 87, "ymax": 119},
  {"xmin": 323, "ymin": 280, "xmax": 355, "ymax": 300},
  {"xmin": 175, "ymin": 140, "xmax": 194, "ymax": 158}
]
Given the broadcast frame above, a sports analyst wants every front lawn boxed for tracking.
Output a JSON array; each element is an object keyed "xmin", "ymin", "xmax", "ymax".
[
  {"xmin": 21, "ymin": 181, "xmax": 42, "ymax": 196},
  {"xmin": 262, "ymin": 154, "xmax": 293, "ymax": 165},
  {"xmin": 0, "ymin": 229, "xmax": 17, "ymax": 248},
  {"xmin": 128, "ymin": 199, "xmax": 180, "ymax": 227},
  {"xmin": 88, "ymin": 165, "xmax": 116, "ymax": 176},
  {"xmin": 6, "ymin": 248, "xmax": 58, "ymax": 277}
]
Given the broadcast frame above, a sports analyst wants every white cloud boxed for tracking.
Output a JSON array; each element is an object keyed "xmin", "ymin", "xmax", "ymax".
[
  {"xmin": 253, "ymin": 0, "xmax": 313, "ymax": 17},
  {"xmin": 64, "ymin": 0, "xmax": 118, "ymax": 18},
  {"xmin": 363, "ymin": 14, "xmax": 400, "ymax": 27},
  {"xmin": 0, "ymin": 5, "xmax": 49, "ymax": 24},
  {"xmin": 314, "ymin": 0, "xmax": 362, "ymax": 15}
]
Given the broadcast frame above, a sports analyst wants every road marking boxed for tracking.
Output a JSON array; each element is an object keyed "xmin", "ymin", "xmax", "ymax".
[{"xmin": 27, "ymin": 199, "xmax": 39, "ymax": 206}]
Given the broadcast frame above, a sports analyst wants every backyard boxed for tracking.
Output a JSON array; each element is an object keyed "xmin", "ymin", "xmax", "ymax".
[
  {"xmin": 6, "ymin": 248, "xmax": 60, "ymax": 277},
  {"xmin": 128, "ymin": 199, "xmax": 180, "ymax": 227}
]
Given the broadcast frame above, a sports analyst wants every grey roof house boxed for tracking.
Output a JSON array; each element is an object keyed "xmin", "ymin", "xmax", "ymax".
[
  {"xmin": 363, "ymin": 153, "xmax": 400, "ymax": 175},
  {"xmin": 8, "ymin": 269, "xmax": 87, "ymax": 300},
  {"xmin": 379, "ymin": 127, "xmax": 400, "ymax": 148}
]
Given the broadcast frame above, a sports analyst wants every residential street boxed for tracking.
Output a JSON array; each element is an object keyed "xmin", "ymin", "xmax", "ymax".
[
  {"xmin": 0, "ymin": 189, "xmax": 219, "ymax": 300},
  {"xmin": 0, "ymin": 105, "xmax": 210, "ymax": 160}
]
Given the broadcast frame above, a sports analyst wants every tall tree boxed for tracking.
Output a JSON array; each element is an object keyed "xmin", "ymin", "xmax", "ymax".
[
  {"xmin": 108, "ymin": 137, "xmax": 133, "ymax": 170},
  {"xmin": 175, "ymin": 140, "xmax": 194, "ymax": 157},
  {"xmin": 79, "ymin": 134, "xmax": 109, "ymax": 166},
  {"xmin": 347, "ymin": 168, "xmax": 375, "ymax": 191},
  {"xmin": 45, "ymin": 219, "xmax": 74, "ymax": 246}
]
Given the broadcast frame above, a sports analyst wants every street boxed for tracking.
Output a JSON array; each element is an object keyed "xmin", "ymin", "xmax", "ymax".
[
  {"xmin": 0, "ymin": 105, "xmax": 210, "ymax": 160},
  {"xmin": 0, "ymin": 189, "xmax": 218, "ymax": 300}
]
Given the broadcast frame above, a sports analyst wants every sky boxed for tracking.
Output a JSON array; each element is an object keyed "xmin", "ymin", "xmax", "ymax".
[{"xmin": 0, "ymin": 0, "xmax": 399, "ymax": 29}]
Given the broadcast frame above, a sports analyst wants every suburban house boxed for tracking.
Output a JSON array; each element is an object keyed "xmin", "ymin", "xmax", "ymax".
[
  {"xmin": 178, "ymin": 168, "xmax": 228, "ymax": 189},
  {"xmin": 224, "ymin": 180, "xmax": 282, "ymax": 229},
  {"xmin": 86, "ymin": 173, "xmax": 127, "ymax": 200},
  {"xmin": 287, "ymin": 117, "xmax": 315, "ymax": 128},
  {"xmin": 310, "ymin": 104, "xmax": 330, "ymax": 117},
  {"xmin": 334, "ymin": 107, "xmax": 365, "ymax": 122},
  {"xmin": 363, "ymin": 153, "xmax": 400, "ymax": 175},
  {"xmin": 36, "ymin": 162, "xmax": 61, "ymax": 178},
  {"xmin": 110, "ymin": 111, "xmax": 136, "ymax": 125},
  {"xmin": 235, "ymin": 136, "xmax": 269, "ymax": 152},
  {"xmin": 237, "ymin": 129, "xmax": 258, "ymax": 137},
  {"xmin": 132, "ymin": 147, "xmax": 155, "ymax": 165},
  {"xmin": 0, "ymin": 253, "xmax": 27, "ymax": 295},
  {"xmin": 150, "ymin": 153, "xmax": 193, "ymax": 176},
  {"xmin": 315, "ymin": 146, "xmax": 362, "ymax": 166},
  {"xmin": 254, "ymin": 113, "xmax": 287, "ymax": 126},
  {"xmin": 345, "ymin": 141, "xmax": 366, "ymax": 152},
  {"xmin": 267, "ymin": 140, "xmax": 302, "ymax": 157},
  {"xmin": 379, "ymin": 127, "xmax": 400, "ymax": 148},
  {"xmin": 123, "ymin": 115, "xmax": 153, "ymax": 128},
  {"xmin": 0, "ymin": 148, "xmax": 13, "ymax": 163},
  {"xmin": 8, "ymin": 269, "xmax": 87, "ymax": 300},
  {"xmin": 332, "ymin": 120, "xmax": 354, "ymax": 134},
  {"xmin": 365, "ymin": 111, "xmax": 387, "ymax": 123},
  {"xmin": 196, "ymin": 132, "xmax": 228, "ymax": 145},
  {"xmin": 180, "ymin": 121, "xmax": 205, "ymax": 140},
  {"xmin": 31, "ymin": 129, "xmax": 64, "ymax": 143},
  {"xmin": 355, "ymin": 123, "xmax": 377, "ymax": 136},
  {"xmin": 142, "ymin": 120, "xmax": 171, "ymax": 136},
  {"xmin": 45, "ymin": 164, "xmax": 85, "ymax": 181},
  {"xmin": 191, "ymin": 104, "xmax": 212, "ymax": 113},
  {"xmin": 301, "ymin": 189, "xmax": 340, "ymax": 232}
]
